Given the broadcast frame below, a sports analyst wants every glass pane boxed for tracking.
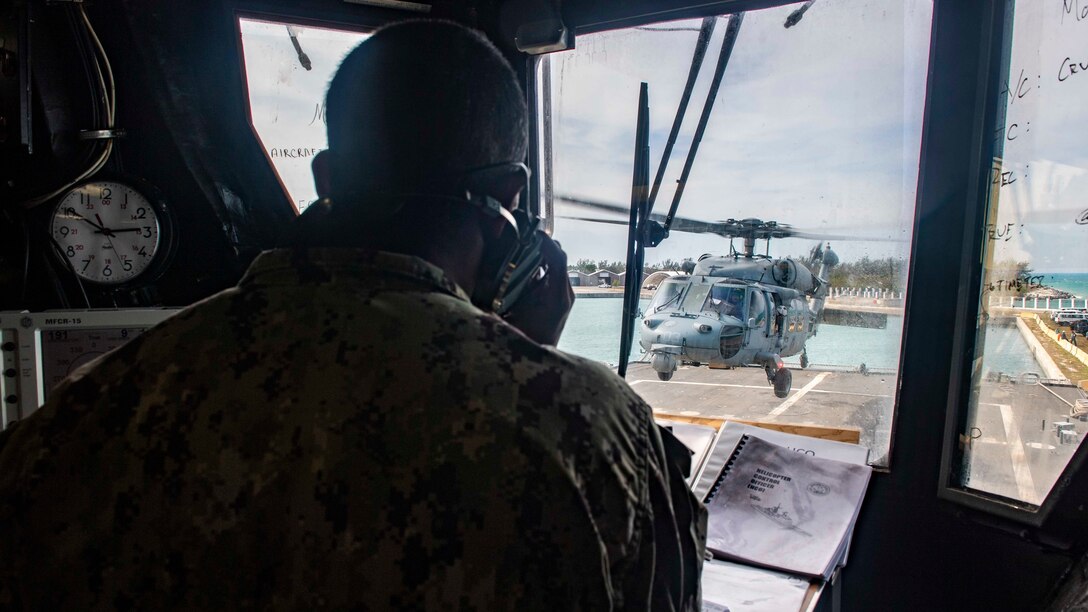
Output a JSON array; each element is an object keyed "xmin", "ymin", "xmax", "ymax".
[
  {"xmin": 238, "ymin": 18, "xmax": 370, "ymax": 213},
  {"xmin": 959, "ymin": 0, "xmax": 1088, "ymax": 506},
  {"xmin": 543, "ymin": 0, "xmax": 934, "ymax": 467}
]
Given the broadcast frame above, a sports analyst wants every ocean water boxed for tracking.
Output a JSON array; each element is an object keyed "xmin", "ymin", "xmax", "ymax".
[
  {"xmin": 1042, "ymin": 272, "xmax": 1088, "ymax": 299},
  {"xmin": 558, "ymin": 298, "xmax": 1041, "ymax": 376}
]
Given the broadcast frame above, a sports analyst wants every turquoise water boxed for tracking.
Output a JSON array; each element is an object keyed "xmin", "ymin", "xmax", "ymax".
[
  {"xmin": 1042, "ymin": 272, "xmax": 1088, "ymax": 299},
  {"xmin": 558, "ymin": 299, "xmax": 1042, "ymax": 376},
  {"xmin": 979, "ymin": 322, "xmax": 1042, "ymax": 377},
  {"xmin": 556, "ymin": 298, "xmax": 649, "ymax": 366}
]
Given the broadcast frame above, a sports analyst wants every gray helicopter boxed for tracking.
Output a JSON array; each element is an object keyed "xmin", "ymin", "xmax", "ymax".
[
  {"xmin": 638, "ymin": 219, "xmax": 840, "ymax": 397},
  {"xmin": 560, "ymin": 198, "xmax": 853, "ymax": 398}
]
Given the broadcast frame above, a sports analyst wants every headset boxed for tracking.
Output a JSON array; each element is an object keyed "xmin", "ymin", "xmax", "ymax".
[
  {"xmin": 296, "ymin": 161, "xmax": 548, "ymax": 316},
  {"xmin": 459, "ymin": 162, "xmax": 548, "ymax": 316}
]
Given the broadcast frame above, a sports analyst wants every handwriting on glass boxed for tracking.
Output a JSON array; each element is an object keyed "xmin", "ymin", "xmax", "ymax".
[
  {"xmin": 1063, "ymin": 0, "xmax": 1088, "ymax": 25},
  {"xmin": 986, "ymin": 222, "xmax": 1022, "ymax": 242},
  {"xmin": 985, "ymin": 276, "xmax": 1045, "ymax": 294}
]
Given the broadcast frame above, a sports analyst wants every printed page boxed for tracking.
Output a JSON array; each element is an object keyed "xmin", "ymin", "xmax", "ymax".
[
  {"xmin": 705, "ymin": 435, "xmax": 872, "ymax": 579},
  {"xmin": 701, "ymin": 559, "xmax": 811, "ymax": 612},
  {"xmin": 694, "ymin": 422, "xmax": 870, "ymax": 501},
  {"xmin": 656, "ymin": 420, "xmax": 719, "ymax": 485}
]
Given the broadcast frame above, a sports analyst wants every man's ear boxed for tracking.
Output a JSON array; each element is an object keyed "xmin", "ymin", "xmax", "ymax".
[{"xmin": 312, "ymin": 150, "xmax": 333, "ymax": 199}]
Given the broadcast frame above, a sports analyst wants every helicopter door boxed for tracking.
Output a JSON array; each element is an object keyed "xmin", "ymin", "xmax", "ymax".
[{"xmin": 747, "ymin": 289, "xmax": 769, "ymax": 337}]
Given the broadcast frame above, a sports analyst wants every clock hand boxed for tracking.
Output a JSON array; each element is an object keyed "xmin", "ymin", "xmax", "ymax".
[
  {"xmin": 94, "ymin": 228, "xmax": 141, "ymax": 234},
  {"xmin": 93, "ymin": 213, "xmax": 117, "ymax": 237}
]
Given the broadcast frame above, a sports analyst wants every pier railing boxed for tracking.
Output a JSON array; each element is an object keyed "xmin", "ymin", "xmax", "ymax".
[{"xmin": 988, "ymin": 296, "xmax": 1088, "ymax": 311}]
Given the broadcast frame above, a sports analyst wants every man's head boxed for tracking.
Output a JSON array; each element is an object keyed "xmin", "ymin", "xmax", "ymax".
[{"xmin": 319, "ymin": 20, "xmax": 528, "ymax": 202}]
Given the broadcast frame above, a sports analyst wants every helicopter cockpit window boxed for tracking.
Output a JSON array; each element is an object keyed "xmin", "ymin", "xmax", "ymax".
[
  {"xmin": 237, "ymin": 17, "xmax": 369, "ymax": 213},
  {"xmin": 941, "ymin": 0, "xmax": 1088, "ymax": 516},
  {"xmin": 749, "ymin": 290, "xmax": 768, "ymax": 329},
  {"xmin": 704, "ymin": 285, "xmax": 746, "ymax": 318},
  {"xmin": 649, "ymin": 279, "xmax": 686, "ymax": 312},
  {"xmin": 681, "ymin": 284, "xmax": 712, "ymax": 315},
  {"xmin": 538, "ymin": 0, "xmax": 933, "ymax": 466}
]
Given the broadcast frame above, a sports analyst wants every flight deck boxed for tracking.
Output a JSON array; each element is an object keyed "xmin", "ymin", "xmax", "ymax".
[{"xmin": 628, "ymin": 362, "xmax": 1086, "ymax": 504}]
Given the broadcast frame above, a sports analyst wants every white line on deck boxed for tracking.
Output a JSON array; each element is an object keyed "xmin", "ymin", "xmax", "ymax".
[
  {"xmin": 628, "ymin": 378, "xmax": 887, "ymax": 398},
  {"xmin": 767, "ymin": 372, "xmax": 831, "ymax": 420},
  {"xmin": 996, "ymin": 403, "xmax": 1038, "ymax": 504}
]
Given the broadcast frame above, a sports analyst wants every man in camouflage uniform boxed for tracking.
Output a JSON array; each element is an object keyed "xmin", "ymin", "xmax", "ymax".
[{"xmin": 0, "ymin": 20, "xmax": 705, "ymax": 610}]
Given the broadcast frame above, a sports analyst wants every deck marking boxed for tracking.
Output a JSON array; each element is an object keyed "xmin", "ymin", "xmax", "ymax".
[
  {"xmin": 628, "ymin": 378, "xmax": 888, "ymax": 398},
  {"xmin": 767, "ymin": 372, "xmax": 830, "ymax": 420},
  {"xmin": 997, "ymin": 403, "xmax": 1038, "ymax": 504}
]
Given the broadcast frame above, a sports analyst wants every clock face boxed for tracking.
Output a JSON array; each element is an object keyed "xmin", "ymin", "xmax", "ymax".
[{"xmin": 51, "ymin": 181, "xmax": 162, "ymax": 285}]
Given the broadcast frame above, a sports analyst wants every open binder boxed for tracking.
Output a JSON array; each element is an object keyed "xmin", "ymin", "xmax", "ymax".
[{"xmin": 703, "ymin": 433, "xmax": 872, "ymax": 581}]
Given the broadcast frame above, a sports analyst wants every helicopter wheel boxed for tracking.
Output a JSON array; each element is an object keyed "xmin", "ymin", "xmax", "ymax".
[
  {"xmin": 800, "ymin": 350, "xmax": 809, "ymax": 369},
  {"xmin": 773, "ymin": 368, "xmax": 792, "ymax": 398},
  {"xmin": 657, "ymin": 370, "xmax": 674, "ymax": 382}
]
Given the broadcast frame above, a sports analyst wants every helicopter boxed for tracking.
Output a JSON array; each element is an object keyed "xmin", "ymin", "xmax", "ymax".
[
  {"xmin": 636, "ymin": 219, "xmax": 840, "ymax": 398},
  {"xmin": 558, "ymin": 197, "xmax": 870, "ymax": 398}
]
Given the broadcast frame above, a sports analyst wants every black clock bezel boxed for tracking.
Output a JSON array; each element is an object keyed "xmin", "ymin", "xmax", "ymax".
[{"xmin": 50, "ymin": 175, "xmax": 178, "ymax": 290}]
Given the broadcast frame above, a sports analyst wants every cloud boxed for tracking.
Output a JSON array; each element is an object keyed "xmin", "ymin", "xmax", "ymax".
[{"xmin": 548, "ymin": 1, "xmax": 932, "ymax": 264}]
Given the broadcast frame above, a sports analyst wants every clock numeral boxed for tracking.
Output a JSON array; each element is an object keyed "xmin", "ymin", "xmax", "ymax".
[
  {"xmin": 137, "ymin": 246, "xmax": 148, "ymax": 258},
  {"xmin": 81, "ymin": 259, "xmax": 91, "ymax": 272},
  {"xmin": 121, "ymin": 194, "xmax": 128, "ymax": 210},
  {"xmin": 101, "ymin": 187, "xmax": 112, "ymax": 200},
  {"xmin": 142, "ymin": 226, "xmax": 153, "ymax": 238},
  {"xmin": 66, "ymin": 246, "xmax": 75, "ymax": 258},
  {"xmin": 132, "ymin": 208, "xmax": 147, "ymax": 220},
  {"xmin": 102, "ymin": 265, "xmax": 112, "ymax": 277},
  {"xmin": 59, "ymin": 227, "xmax": 70, "ymax": 237},
  {"xmin": 121, "ymin": 259, "xmax": 133, "ymax": 272}
]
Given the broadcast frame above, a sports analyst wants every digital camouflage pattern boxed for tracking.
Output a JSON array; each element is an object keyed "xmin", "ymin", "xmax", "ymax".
[{"xmin": 0, "ymin": 248, "xmax": 706, "ymax": 610}]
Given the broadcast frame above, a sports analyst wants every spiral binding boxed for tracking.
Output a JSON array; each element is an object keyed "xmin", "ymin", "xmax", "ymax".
[{"xmin": 703, "ymin": 434, "xmax": 751, "ymax": 504}]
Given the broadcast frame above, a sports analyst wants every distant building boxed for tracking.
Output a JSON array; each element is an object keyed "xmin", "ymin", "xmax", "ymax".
[{"xmin": 567, "ymin": 269, "xmax": 657, "ymax": 288}]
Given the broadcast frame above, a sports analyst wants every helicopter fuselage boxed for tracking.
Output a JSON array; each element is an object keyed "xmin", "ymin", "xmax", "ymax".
[{"xmin": 638, "ymin": 253, "xmax": 830, "ymax": 394}]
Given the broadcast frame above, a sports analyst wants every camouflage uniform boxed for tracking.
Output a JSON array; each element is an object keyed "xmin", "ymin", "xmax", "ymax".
[{"xmin": 0, "ymin": 249, "xmax": 706, "ymax": 610}]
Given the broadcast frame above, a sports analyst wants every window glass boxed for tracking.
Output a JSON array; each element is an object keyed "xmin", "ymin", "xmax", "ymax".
[
  {"xmin": 750, "ymin": 290, "xmax": 768, "ymax": 328},
  {"xmin": 238, "ymin": 18, "xmax": 369, "ymax": 213},
  {"xmin": 540, "ymin": 0, "xmax": 933, "ymax": 466},
  {"xmin": 648, "ymin": 279, "xmax": 687, "ymax": 312},
  {"xmin": 682, "ymin": 283, "xmax": 712, "ymax": 313},
  {"xmin": 958, "ymin": 0, "xmax": 1088, "ymax": 506},
  {"xmin": 704, "ymin": 285, "xmax": 746, "ymax": 318}
]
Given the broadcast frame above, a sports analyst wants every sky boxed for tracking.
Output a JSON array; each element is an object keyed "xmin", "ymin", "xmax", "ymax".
[
  {"xmin": 238, "ymin": 0, "xmax": 1088, "ymax": 276},
  {"xmin": 544, "ymin": 0, "xmax": 1088, "ymax": 275},
  {"xmin": 545, "ymin": 1, "xmax": 932, "ymax": 270}
]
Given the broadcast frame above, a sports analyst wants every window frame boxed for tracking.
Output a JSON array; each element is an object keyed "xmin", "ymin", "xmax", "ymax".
[
  {"xmin": 936, "ymin": 0, "xmax": 1088, "ymax": 528},
  {"xmin": 232, "ymin": 7, "xmax": 385, "ymax": 215},
  {"xmin": 526, "ymin": 0, "xmax": 936, "ymax": 474}
]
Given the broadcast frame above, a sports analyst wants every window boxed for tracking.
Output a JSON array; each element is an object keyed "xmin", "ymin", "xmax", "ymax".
[
  {"xmin": 703, "ymin": 285, "xmax": 746, "ymax": 318},
  {"xmin": 238, "ymin": 17, "xmax": 370, "ymax": 213},
  {"xmin": 538, "ymin": 0, "xmax": 934, "ymax": 467},
  {"xmin": 948, "ymin": 0, "xmax": 1088, "ymax": 511}
]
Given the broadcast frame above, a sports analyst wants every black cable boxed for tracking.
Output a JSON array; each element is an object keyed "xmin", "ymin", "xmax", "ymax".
[
  {"xmin": 646, "ymin": 17, "xmax": 716, "ymax": 217},
  {"xmin": 662, "ymin": 13, "xmax": 746, "ymax": 235},
  {"xmin": 19, "ymin": 214, "xmax": 30, "ymax": 304}
]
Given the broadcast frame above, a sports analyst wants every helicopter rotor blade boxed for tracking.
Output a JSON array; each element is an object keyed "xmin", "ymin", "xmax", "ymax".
[{"xmin": 557, "ymin": 194, "xmax": 906, "ymax": 242}]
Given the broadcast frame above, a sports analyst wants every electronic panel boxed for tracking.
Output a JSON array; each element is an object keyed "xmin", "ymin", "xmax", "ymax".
[{"xmin": 0, "ymin": 309, "xmax": 181, "ymax": 429}]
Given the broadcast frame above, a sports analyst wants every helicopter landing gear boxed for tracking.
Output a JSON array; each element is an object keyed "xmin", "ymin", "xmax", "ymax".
[
  {"xmin": 773, "ymin": 368, "xmax": 792, "ymax": 398},
  {"xmin": 800, "ymin": 349, "xmax": 810, "ymax": 369},
  {"xmin": 651, "ymin": 352, "xmax": 678, "ymax": 382}
]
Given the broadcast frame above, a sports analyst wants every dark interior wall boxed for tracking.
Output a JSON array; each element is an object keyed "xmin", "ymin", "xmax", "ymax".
[
  {"xmin": 4, "ymin": 0, "xmax": 1088, "ymax": 607},
  {"xmin": 0, "ymin": 0, "xmax": 518, "ymax": 310}
]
